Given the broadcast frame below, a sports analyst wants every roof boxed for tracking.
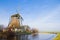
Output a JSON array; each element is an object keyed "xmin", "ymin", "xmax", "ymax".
[{"xmin": 11, "ymin": 14, "xmax": 20, "ymax": 19}]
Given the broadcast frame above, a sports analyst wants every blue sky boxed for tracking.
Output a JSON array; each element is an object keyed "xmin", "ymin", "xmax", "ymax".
[{"xmin": 0, "ymin": 0, "xmax": 60, "ymax": 32}]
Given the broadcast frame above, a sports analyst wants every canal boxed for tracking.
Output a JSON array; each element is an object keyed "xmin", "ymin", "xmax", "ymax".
[{"xmin": 0, "ymin": 33, "xmax": 56, "ymax": 40}]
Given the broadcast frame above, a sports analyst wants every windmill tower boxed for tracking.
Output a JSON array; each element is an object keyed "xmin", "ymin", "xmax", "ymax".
[{"xmin": 8, "ymin": 13, "xmax": 23, "ymax": 29}]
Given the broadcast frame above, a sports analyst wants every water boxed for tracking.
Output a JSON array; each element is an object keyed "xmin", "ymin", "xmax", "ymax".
[
  {"xmin": 28, "ymin": 33, "xmax": 56, "ymax": 40},
  {"xmin": 0, "ymin": 33, "xmax": 56, "ymax": 40}
]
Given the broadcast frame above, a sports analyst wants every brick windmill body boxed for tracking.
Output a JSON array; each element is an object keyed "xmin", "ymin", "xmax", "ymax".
[{"xmin": 8, "ymin": 13, "xmax": 23, "ymax": 29}]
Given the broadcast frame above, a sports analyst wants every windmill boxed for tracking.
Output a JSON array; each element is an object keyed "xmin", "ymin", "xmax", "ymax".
[{"xmin": 8, "ymin": 13, "xmax": 23, "ymax": 29}]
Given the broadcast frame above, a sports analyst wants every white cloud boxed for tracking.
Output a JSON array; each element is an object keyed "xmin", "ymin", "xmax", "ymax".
[{"xmin": 23, "ymin": 5, "xmax": 60, "ymax": 32}]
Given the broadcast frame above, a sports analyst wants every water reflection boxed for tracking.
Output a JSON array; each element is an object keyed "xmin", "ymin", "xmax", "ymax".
[
  {"xmin": 28, "ymin": 34, "xmax": 39, "ymax": 40},
  {"xmin": 28, "ymin": 34, "xmax": 56, "ymax": 40},
  {"xmin": 0, "ymin": 34, "xmax": 56, "ymax": 40}
]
